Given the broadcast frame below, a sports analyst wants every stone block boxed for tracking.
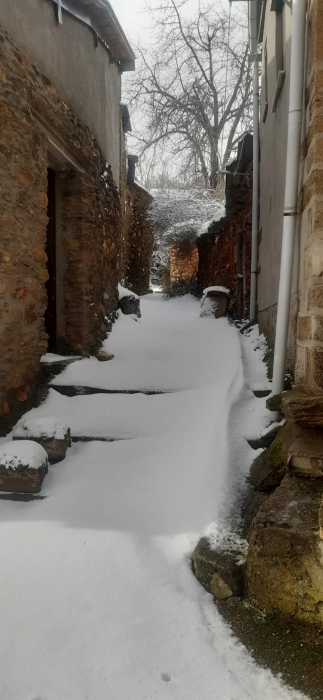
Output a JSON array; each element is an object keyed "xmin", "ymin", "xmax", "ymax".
[
  {"xmin": 313, "ymin": 315, "xmax": 323, "ymax": 341},
  {"xmin": 265, "ymin": 393, "xmax": 283, "ymax": 412},
  {"xmin": 13, "ymin": 416, "xmax": 71, "ymax": 464},
  {"xmin": 248, "ymin": 424, "xmax": 290, "ymax": 492},
  {"xmin": 288, "ymin": 438, "xmax": 323, "ymax": 478},
  {"xmin": 305, "ymin": 239, "xmax": 323, "ymax": 279},
  {"xmin": 192, "ymin": 537, "xmax": 245, "ymax": 600},
  {"xmin": 118, "ymin": 295, "xmax": 141, "ymax": 318},
  {"xmin": 0, "ymin": 440, "xmax": 48, "ymax": 493},
  {"xmin": 246, "ymin": 475, "xmax": 323, "ymax": 626},
  {"xmin": 298, "ymin": 315, "xmax": 311, "ymax": 341},
  {"xmin": 282, "ymin": 388, "xmax": 323, "ymax": 426}
]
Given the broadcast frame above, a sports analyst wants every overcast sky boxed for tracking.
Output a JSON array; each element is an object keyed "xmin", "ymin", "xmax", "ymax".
[{"xmin": 110, "ymin": 0, "xmax": 202, "ymax": 44}]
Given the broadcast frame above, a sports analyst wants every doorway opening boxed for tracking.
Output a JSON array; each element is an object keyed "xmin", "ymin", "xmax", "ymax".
[{"xmin": 45, "ymin": 167, "xmax": 57, "ymax": 352}]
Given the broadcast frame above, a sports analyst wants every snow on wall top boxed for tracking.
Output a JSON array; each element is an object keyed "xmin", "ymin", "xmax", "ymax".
[
  {"xmin": 0, "ymin": 441, "xmax": 48, "ymax": 470},
  {"xmin": 118, "ymin": 283, "xmax": 139, "ymax": 300},
  {"xmin": 203, "ymin": 286, "xmax": 230, "ymax": 295},
  {"xmin": 13, "ymin": 417, "xmax": 69, "ymax": 441},
  {"xmin": 197, "ymin": 207, "xmax": 226, "ymax": 236}
]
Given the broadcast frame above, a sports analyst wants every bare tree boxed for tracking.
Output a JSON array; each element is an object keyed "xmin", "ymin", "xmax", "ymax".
[{"xmin": 125, "ymin": 0, "xmax": 252, "ymax": 190}]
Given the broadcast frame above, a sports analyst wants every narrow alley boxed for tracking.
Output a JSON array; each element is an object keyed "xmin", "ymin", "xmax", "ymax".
[{"xmin": 0, "ymin": 295, "xmax": 304, "ymax": 700}]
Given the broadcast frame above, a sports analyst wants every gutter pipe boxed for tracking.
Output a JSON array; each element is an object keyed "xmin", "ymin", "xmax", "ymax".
[
  {"xmin": 249, "ymin": 0, "xmax": 259, "ymax": 322},
  {"xmin": 271, "ymin": 0, "xmax": 307, "ymax": 410}
]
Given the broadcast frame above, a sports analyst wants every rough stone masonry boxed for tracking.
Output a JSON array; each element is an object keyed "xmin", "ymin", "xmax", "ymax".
[{"xmin": 0, "ymin": 26, "xmax": 128, "ymax": 417}]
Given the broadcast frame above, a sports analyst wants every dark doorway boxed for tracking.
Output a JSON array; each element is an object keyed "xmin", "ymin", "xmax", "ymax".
[{"xmin": 45, "ymin": 168, "xmax": 57, "ymax": 351}]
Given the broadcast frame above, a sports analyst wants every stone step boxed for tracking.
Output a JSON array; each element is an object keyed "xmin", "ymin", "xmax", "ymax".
[{"xmin": 288, "ymin": 438, "xmax": 323, "ymax": 478}]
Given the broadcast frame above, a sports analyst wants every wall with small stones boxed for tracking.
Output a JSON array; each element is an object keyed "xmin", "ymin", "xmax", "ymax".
[
  {"xmin": 125, "ymin": 183, "xmax": 153, "ymax": 296},
  {"xmin": 169, "ymin": 240, "xmax": 199, "ymax": 288},
  {"xmin": 197, "ymin": 167, "xmax": 252, "ymax": 318},
  {"xmin": 0, "ymin": 25, "xmax": 126, "ymax": 416}
]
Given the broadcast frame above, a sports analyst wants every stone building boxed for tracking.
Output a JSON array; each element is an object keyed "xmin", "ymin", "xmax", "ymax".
[
  {"xmin": 245, "ymin": 0, "xmax": 323, "ymax": 629},
  {"xmin": 0, "ymin": 0, "xmax": 138, "ymax": 417},
  {"xmin": 125, "ymin": 155, "xmax": 154, "ymax": 296},
  {"xmin": 168, "ymin": 239, "xmax": 199, "ymax": 297},
  {"xmin": 197, "ymin": 134, "xmax": 253, "ymax": 319}
]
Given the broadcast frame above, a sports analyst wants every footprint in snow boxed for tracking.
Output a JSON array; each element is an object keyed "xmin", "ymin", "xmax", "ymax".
[{"xmin": 161, "ymin": 673, "xmax": 172, "ymax": 683}]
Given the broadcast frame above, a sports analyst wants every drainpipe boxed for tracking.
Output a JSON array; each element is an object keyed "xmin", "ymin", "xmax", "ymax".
[
  {"xmin": 271, "ymin": 0, "xmax": 307, "ymax": 411},
  {"xmin": 249, "ymin": 0, "xmax": 259, "ymax": 322}
]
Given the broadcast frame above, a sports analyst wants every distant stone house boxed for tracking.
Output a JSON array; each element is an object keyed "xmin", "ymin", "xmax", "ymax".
[
  {"xmin": 125, "ymin": 154, "xmax": 154, "ymax": 296},
  {"xmin": 0, "ymin": 0, "xmax": 151, "ymax": 418},
  {"xmin": 197, "ymin": 134, "xmax": 253, "ymax": 319},
  {"xmin": 163, "ymin": 135, "xmax": 253, "ymax": 307}
]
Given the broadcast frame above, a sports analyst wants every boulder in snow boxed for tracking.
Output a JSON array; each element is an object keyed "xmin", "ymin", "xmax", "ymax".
[
  {"xmin": 96, "ymin": 350, "xmax": 114, "ymax": 362},
  {"xmin": 0, "ymin": 440, "xmax": 48, "ymax": 493},
  {"xmin": 192, "ymin": 536, "xmax": 245, "ymax": 600},
  {"xmin": 13, "ymin": 416, "xmax": 71, "ymax": 464},
  {"xmin": 117, "ymin": 283, "xmax": 141, "ymax": 318}
]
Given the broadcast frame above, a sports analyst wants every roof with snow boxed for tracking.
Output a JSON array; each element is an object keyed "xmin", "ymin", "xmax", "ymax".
[{"xmin": 197, "ymin": 207, "xmax": 226, "ymax": 238}]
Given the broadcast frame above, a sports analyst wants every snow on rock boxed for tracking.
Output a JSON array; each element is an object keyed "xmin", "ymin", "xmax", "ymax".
[
  {"xmin": 260, "ymin": 418, "xmax": 286, "ymax": 438},
  {"xmin": 13, "ymin": 416, "xmax": 69, "ymax": 441},
  {"xmin": 200, "ymin": 297, "xmax": 219, "ymax": 317},
  {"xmin": 203, "ymin": 285, "xmax": 230, "ymax": 295},
  {"xmin": 118, "ymin": 282, "xmax": 139, "ymax": 300},
  {"xmin": 0, "ymin": 440, "xmax": 48, "ymax": 470}
]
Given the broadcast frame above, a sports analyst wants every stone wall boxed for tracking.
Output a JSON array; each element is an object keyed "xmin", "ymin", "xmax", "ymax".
[
  {"xmin": 0, "ymin": 25, "xmax": 126, "ymax": 416},
  {"xmin": 197, "ymin": 166, "xmax": 252, "ymax": 319},
  {"xmin": 168, "ymin": 239, "xmax": 199, "ymax": 296},
  {"xmin": 125, "ymin": 183, "xmax": 153, "ymax": 296},
  {"xmin": 295, "ymin": 0, "xmax": 323, "ymax": 390}
]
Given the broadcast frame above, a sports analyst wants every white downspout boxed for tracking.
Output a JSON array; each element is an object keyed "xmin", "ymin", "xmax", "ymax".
[
  {"xmin": 249, "ymin": 0, "xmax": 259, "ymax": 321},
  {"xmin": 271, "ymin": 0, "xmax": 307, "ymax": 411}
]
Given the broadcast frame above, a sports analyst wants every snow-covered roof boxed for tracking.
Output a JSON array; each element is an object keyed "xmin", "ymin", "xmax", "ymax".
[{"xmin": 197, "ymin": 207, "xmax": 226, "ymax": 236}]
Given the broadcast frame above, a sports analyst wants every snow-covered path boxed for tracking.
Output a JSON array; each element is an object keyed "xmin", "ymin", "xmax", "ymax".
[{"xmin": 0, "ymin": 295, "xmax": 305, "ymax": 700}]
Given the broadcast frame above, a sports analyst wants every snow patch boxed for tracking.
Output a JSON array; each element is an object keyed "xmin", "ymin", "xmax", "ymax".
[
  {"xmin": 41, "ymin": 353, "xmax": 81, "ymax": 364},
  {"xmin": 203, "ymin": 285, "xmax": 230, "ymax": 295},
  {"xmin": 13, "ymin": 416, "xmax": 69, "ymax": 441},
  {"xmin": 206, "ymin": 524, "xmax": 249, "ymax": 564},
  {"xmin": 118, "ymin": 282, "xmax": 139, "ymax": 300},
  {"xmin": 0, "ymin": 441, "xmax": 47, "ymax": 470}
]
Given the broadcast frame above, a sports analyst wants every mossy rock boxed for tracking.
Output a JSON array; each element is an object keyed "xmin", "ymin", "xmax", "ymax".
[{"xmin": 248, "ymin": 424, "xmax": 292, "ymax": 492}]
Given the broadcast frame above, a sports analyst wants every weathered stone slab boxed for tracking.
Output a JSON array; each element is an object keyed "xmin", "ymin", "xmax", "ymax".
[
  {"xmin": 246, "ymin": 474, "xmax": 323, "ymax": 627},
  {"xmin": 288, "ymin": 438, "xmax": 323, "ymax": 478},
  {"xmin": 13, "ymin": 416, "xmax": 71, "ymax": 464},
  {"xmin": 282, "ymin": 389, "xmax": 323, "ymax": 427},
  {"xmin": 0, "ymin": 440, "xmax": 48, "ymax": 493},
  {"xmin": 192, "ymin": 537, "xmax": 245, "ymax": 600},
  {"xmin": 266, "ymin": 393, "xmax": 283, "ymax": 412},
  {"xmin": 118, "ymin": 293, "xmax": 141, "ymax": 318},
  {"xmin": 248, "ymin": 424, "xmax": 290, "ymax": 492}
]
